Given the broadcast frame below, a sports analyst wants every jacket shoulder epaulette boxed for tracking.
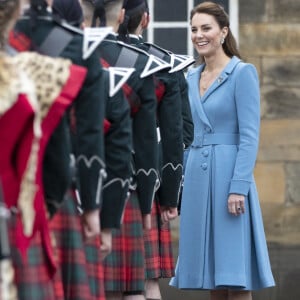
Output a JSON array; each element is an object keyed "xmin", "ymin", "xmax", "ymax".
[
  {"xmin": 143, "ymin": 42, "xmax": 195, "ymax": 73},
  {"xmin": 143, "ymin": 42, "xmax": 171, "ymax": 62},
  {"xmin": 20, "ymin": 14, "xmax": 83, "ymax": 35},
  {"xmin": 104, "ymin": 40, "xmax": 170, "ymax": 78},
  {"xmin": 104, "ymin": 67, "xmax": 135, "ymax": 97},
  {"xmin": 82, "ymin": 27, "xmax": 113, "ymax": 59}
]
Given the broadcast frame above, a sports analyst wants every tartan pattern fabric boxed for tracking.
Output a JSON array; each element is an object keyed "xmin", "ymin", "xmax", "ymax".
[
  {"xmin": 121, "ymin": 82, "xmax": 141, "ymax": 116},
  {"xmin": 144, "ymin": 199, "xmax": 175, "ymax": 279},
  {"xmin": 52, "ymin": 264, "xmax": 65, "ymax": 300},
  {"xmin": 103, "ymin": 191, "xmax": 145, "ymax": 292},
  {"xmin": 103, "ymin": 118, "xmax": 112, "ymax": 134},
  {"xmin": 8, "ymin": 31, "xmax": 32, "ymax": 51},
  {"xmin": 8, "ymin": 216, "xmax": 61, "ymax": 300},
  {"xmin": 49, "ymin": 191, "xmax": 105, "ymax": 300},
  {"xmin": 153, "ymin": 76, "xmax": 166, "ymax": 103},
  {"xmin": 85, "ymin": 238, "xmax": 106, "ymax": 300}
]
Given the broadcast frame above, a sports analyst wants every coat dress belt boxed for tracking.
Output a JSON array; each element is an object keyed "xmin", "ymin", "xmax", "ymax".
[{"xmin": 191, "ymin": 133, "xmax": 240, "ymax": 148}]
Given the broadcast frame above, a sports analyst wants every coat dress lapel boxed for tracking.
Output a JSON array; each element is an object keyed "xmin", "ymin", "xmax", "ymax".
[
  {"xmin": 188, "ymin": 57, "xmax": 241, "ymax": 131},
  {"xmin": 201, "ymin": 56, "xmax": 241, "ymax": 104},
  {"xmin": 188, "ymin": 65, "xmax": 212, "ymax": 130}
]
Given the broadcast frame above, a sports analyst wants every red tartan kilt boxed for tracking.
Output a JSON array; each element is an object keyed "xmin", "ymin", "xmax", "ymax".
[
  {"xmin": 49, "ymin": 191, "xmax": 105, "ymax": 300},
  {"xmin": 85, "ymin": 237, "xmax": 105, "ymax": 300},
  {"xmin": 144, "ymin": 198, "xmax": 175, "ymax": 279},
  {"xmin": 103, "ymin": 191, "xmax": 145, "ymax": 292},
  {"xmin": 8, "ymin": 215, "xmax": 62, "ymax": 300}
]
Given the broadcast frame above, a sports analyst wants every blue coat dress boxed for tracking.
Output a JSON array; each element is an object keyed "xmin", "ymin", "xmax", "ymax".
[{"xmin": 170, "ymin": 56, "xmax": 275, "ymax": 290}]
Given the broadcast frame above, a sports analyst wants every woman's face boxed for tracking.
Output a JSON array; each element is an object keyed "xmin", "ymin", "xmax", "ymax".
[{"xmin": 191, "ymin": 12, "xmax": 226, "ymax": 58}]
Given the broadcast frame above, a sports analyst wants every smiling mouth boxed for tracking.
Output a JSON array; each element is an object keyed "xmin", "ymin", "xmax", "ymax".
[{"xmin": 197, "ymin": 41, "xmax": 209, "ymax": 47}]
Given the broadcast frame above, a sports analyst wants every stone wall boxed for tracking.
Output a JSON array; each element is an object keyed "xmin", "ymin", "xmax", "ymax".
[{"xmin": 239, "ymin": 0, "xmax": 300, "ymax": 244}]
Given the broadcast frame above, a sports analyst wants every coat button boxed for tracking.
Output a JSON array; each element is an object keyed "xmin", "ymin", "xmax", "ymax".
[
  {"xmin": 204, "ymin": 127, "xmax": 211, "ymax": 133},
  {"xmin": 202, "ymin": 150, "xmax": 209, "ymax": 157},
  {"xmin": 201, "ymin": 163, "xmax": 208, "ymax": 170}
]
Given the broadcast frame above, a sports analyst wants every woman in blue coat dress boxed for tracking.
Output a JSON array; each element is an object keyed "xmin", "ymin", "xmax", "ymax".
[{"xmin": 170, "ymin": 2, "xmax": 275, "ymax": 300}]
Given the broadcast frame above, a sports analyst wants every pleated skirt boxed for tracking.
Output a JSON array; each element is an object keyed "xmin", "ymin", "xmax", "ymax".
[
  {"xmin": 49, "ymin": 191, "xmax": 105, "ymax": 300},
  {"xmin": 103, "ymin": 191, "xmax": 145, "ymax": 292},
  {"xmin": 9, "ymin": 215, "xmax": 62, "ymax": 300},
  {"xmin": 144, "ymin": 198, "xmax": 175, "ymax": 279},
  {"xmin": 170, "ymin": 146, "xmax": 275, "ymax": 291}
]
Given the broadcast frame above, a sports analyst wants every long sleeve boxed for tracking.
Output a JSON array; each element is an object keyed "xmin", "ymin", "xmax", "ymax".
[
  {"xmin": 156, "ymin": 72, "xmax": 183, "ymax": 207},
  {"xmin": 101, "ymin": 85, "xmax": 132, "ymax": 229},
  {"xmin": 133, "ymin": 75, "xmax": 159, "ymax": 214},
  {"xmin": 177, "ymin": 71, "xmax": 194, "ymax": 148},
  {"xmin": 229, "ymin": 63, "xmax": 260, "ymax": 196},
  {"xmin": 73, "ymin": 49, "xmax": 106, "ymax": 211}
]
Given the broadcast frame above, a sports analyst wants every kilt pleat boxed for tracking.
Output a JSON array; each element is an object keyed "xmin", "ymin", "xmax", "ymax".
[
  {"xmin": 85, "ymin": 238, "xmax": 106, "ymax": 300},
  {"xmin": 8, "ymin": 215, "xmax": 60, "ymax": 300},
  {"xmin": 49, "ymin": 191, "xmax": 105, "ymax": 300},
  {"xmin": 144, "ymin": 199, "xmax": 175, "ymax": 279},
  {"xmin": 103, "ymin": 191, "xmax": 145, "ymax": 292}
]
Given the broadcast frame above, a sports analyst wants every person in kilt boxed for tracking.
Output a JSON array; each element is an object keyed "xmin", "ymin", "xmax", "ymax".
[
  {"xmin": 1, "ymin": 2, "xmax": 88, "ymax": 300},
  {"xmin": 8, "ymin": 0, "xmax": 108, "ymax": 299},
  {"xmin": 118, "ymin": 0, "xmax": 195, "ymax": 299},
  {"xmin": 12, "ymin": 1, "xmax": 132, "ymax": 300},
  {"xmin": 27, "ymin": 1, "xmax": 132, "ymax": 299},
  {"xmin": 10, "ymin": 0, "xmax": 107, "ymax": 237},
  {"xmin": 81, "ymin": 1, "xmax": 169, "ymax": 300}
]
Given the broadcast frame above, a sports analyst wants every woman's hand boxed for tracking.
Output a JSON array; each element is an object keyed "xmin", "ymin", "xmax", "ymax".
[{"xmin": 228, "ymin": 194, "xmax": 245, "ymax": 216}]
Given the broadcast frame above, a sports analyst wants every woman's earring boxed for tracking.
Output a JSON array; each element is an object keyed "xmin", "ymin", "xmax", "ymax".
[{"xmin": 221, "ymin": 36, "xmax": 225, "ymax": 44}]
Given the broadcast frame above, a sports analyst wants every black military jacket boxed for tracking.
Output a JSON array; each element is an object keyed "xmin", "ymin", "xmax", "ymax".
[
  {"xmin": 10, "ymin": 10, "xmax": 106, "ymax": 213},
  {"xmin": 129, "ymin": 35, "xmax": 187, "ymax": 208},
  {"xmin": 141, "ymin": 40, "xmax": 195, "ymax": 148},
  {"xmin": 175, "ymin": 71, "xmax": 194, "ymax": 149},
  {"xmin": 96, "ymin": 33, "xmax": 165, "ymax": 215}
]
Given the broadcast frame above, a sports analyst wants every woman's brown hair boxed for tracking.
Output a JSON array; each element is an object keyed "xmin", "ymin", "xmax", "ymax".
[{"xmin": 190, "ymin": 1, "xmax": 241, "ymax": 61}]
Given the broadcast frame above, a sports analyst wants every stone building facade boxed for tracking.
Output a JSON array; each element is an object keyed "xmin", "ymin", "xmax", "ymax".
[{"xmin": 239, "ymin": 0, "xmax": 300, "ymax": 246}]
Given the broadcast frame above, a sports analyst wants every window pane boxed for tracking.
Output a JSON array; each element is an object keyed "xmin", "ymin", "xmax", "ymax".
[
  {"xmin": 154, "ymin": 28, "xmax": 188, "ymax": 54},
  {"xmin": 154, "ymin": 0, "xmax": 187, "ymax": 22}
]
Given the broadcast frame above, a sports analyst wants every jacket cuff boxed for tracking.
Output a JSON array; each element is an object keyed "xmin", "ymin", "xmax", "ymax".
[{"xmin": 229, "ymin": 180, "xmax": 251, "ymax": 196}]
